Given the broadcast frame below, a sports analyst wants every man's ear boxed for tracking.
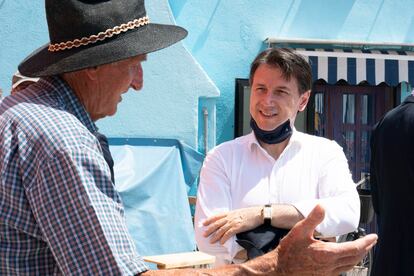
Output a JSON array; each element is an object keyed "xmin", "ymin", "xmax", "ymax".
[
  {"xmin": 84, "ymin": 66, "xmax": 99, "ymax": 81},
  {"xmin": 298, "ymin": 90, "xmax": 311, "ymax": 112}
]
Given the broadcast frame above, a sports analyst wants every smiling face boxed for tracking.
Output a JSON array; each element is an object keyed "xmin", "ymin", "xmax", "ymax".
[
  {"xmin": 93, "ymin": 54, "xmax": 146, "ymax": 119},
  {"xmin": 249, "ymin": 64, "xmax": 310, "ymax": 131}
]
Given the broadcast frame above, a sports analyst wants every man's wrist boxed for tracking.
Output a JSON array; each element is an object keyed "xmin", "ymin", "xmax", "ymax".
[
  {"xmin": 261, "ymin": 204, "xmax": 272, "ymax": 226},
  {"xmin": 238, "ymin": 249, "xmax": 280, "ymax": 275}
]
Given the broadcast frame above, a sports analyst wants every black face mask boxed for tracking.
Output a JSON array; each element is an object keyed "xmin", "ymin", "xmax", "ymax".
[{"xmin": 250, "ymin": 118, "xmax": 292, "ymax": 144}]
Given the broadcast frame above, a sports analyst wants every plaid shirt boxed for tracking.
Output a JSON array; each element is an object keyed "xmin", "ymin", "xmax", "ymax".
[{"xmin": 0, "ymin": 76, "xmax": 148, "ymax": 275}]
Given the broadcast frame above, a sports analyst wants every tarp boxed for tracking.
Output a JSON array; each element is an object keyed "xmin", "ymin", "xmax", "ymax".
[{"xmin": 109, "ymin": 138, "xmax": 204, "ymax": 256}]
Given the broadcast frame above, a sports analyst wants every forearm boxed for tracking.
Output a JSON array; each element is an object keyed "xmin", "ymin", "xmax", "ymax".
[
  {"xmin": 141, "ymin": 250, "xmax": 279, "ymax": 276},
  {"xmin": 316, "ymin": 195, "xmax": 360, "ymax": 234},
  {"xmin": 294, "ymin": 192, "xmax": 359, "ymax": 236},
  {"xmin": 270, "ymin": 204, "xmax": 304, "ymax": 230},
  {"xmin": 141, "ymin": 266, "xmax": 243, "ymax": 276}
]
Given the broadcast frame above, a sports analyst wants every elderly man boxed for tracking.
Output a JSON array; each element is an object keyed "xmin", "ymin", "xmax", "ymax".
[{"xmin": 0, "ymin": 0, "xmax": 376, "ymax": 275}]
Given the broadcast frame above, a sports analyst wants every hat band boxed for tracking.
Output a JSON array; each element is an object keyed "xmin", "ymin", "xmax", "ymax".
[{"xmin": 48, "ymin": 16, "xmax": 150, "ymax": 52}]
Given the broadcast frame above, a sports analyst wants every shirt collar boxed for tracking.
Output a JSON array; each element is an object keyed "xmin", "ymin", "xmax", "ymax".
[{"xmin": 38, "ymin": 76, "xmax": 98, "ymax": 134}]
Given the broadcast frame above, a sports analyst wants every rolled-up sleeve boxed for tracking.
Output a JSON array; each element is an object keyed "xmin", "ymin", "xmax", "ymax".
[
  {"xmin": 26, "ymin": 145, "xmax": 148, "ymax": 275},
  {"xmin": 293, "ymin": 143, "xmax": 360, "ymax": 237},
  {"xmin": 194, "ymin": 149, "xmax": 244, "ymax": 266}
]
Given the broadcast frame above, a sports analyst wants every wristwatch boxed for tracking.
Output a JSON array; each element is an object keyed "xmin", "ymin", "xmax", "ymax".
[{"xmin": 262, "ymin": 204, "xmax": 272, "ymax": 226}]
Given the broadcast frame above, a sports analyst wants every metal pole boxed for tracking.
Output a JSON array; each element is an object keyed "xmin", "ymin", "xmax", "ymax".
[{"xmin": 203, "ymin": 108, "xmax": 208, "ymax": 155}]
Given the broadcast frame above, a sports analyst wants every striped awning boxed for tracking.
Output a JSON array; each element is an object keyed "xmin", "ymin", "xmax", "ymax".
[{"xmin": 296, "ymin": 49, "xmax": 414, "ymax": 86}]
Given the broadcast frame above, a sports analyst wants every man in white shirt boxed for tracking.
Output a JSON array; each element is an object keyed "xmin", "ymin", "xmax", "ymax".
[{"xmin": 195, "ymin": 48, "xmax": 360, "ymax": 266}]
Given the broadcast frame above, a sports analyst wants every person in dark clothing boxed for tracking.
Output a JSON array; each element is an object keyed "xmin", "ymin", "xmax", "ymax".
[{"xmin": 370, "ymin": 94, "xmax": 414, "ymax": 276}]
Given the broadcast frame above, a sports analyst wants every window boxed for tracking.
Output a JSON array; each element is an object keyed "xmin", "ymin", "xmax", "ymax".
[
  {"xmin": 307, "ymin": 83, "xmax": 395, "ymax": 182},
  {"xmin": 234, "ymin": 79, "xmax": 251, "ymax": 137}
]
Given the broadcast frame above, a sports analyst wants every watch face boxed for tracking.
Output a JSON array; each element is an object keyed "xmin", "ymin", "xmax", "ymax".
[{"xmin": 264, "ymin": 206, "xmax": 272, "ymax": 219}]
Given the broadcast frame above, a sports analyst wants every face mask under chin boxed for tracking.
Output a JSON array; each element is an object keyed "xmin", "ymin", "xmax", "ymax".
[{"xmin": 250, "ymin": 118, "xmax": 292, "ymax": 144}]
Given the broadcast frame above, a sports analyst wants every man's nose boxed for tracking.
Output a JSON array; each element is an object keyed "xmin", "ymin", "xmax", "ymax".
[
  {"xmin": 131, "ymin": 65, "xmax": 143, "ymax": 91},
  {"xmin": 263, "ymin": 91, "xmax": 274, "ymax": 105}
]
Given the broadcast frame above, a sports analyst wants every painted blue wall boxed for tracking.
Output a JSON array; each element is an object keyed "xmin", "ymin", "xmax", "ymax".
[
  {"xmin": 0, "ymin": 1, "xmax": 47, "ymax": 94},
  {"xmin": 170, "ymin": 0, "xmax": 414, "ymax": 144},
  {"xmin": 2, "ymin": 0, "xmax": 414, "ymax": 146},
  {"xmin": 0, "ymin": 0, "xmax": 219, "ymax": 150}
]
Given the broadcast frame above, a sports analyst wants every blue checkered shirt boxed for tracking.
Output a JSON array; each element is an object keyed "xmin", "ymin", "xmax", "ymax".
[{"xmin": 0, "ymin": 76, "xmax": 148, "ymax": 275}]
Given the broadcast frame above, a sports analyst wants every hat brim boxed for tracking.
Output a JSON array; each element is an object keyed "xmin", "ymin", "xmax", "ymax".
[{"xmin": 19, "ymin": 23, "xmax": 187, "ymax": 77}]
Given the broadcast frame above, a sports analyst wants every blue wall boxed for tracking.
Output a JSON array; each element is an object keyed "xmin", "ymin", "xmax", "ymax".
[
  {"xmin": 170, "ymin": 0, "xmax": 414, "ymax": 143},
  {"xmin": 0, "ymin": 1, "xmax": 47, "ymax": 93},
  {"xmin": 1, "ymin": 0, "xmax": 414, "ymax": 146}
]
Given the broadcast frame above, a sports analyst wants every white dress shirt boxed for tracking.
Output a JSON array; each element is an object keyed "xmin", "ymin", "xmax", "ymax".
[{"xmin": 194, "ymin": 130, "xmax": 360, "ymax": 266}]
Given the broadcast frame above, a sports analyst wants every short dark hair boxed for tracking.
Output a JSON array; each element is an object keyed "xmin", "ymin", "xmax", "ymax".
[{"xmin": 249, "ymin": 48, "xmax": 312, "ymax": 95}]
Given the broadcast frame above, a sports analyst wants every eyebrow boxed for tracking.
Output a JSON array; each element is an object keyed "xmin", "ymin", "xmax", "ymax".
[
  {"xmin": 274, "ymin": 86, "xmax": 290, "ymax": 91},
  {"xmin": 254, "ymin": 83, "xmax": 290, "ymax": 91}
]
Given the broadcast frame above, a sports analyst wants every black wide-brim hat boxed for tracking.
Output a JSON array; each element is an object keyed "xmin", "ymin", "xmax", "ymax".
[{"xmin": 19, "ymin": 0, "xmax": 188, "ymax": 77}]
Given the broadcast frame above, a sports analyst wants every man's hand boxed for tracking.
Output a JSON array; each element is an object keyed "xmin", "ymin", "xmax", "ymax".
[
  {"xmin": 272, "ymin": 204, "xmax": 377, "ymax": 275},
  {"xmin": 143, "ymin": 204, "xmax": 377, "ymax": 276},
  {"xmin": 202, "ymin": 207, "xmax": 262, "ymax": 244}
]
